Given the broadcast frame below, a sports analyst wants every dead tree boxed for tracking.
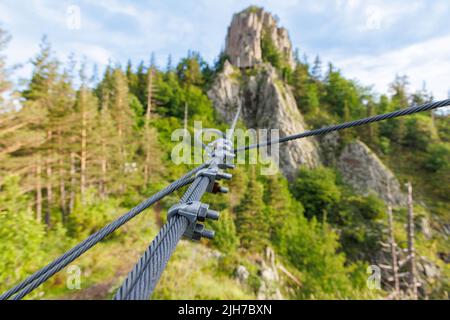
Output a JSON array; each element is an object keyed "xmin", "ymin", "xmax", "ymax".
[
  {"xmin": 387, "ymin": 181, "xmax": 400, "ymax": 298},
  {"xmin": 406, "ymin": 181, "xmax": 418, "ymax": 299}
]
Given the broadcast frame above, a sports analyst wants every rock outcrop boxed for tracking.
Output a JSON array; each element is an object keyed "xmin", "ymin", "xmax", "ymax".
[
  {"xmin": 210, "ymin": 6, "xmax": 406, "ymax": 201},
  {"xmin": 338, "ymin": 141, "xmax": 407, "ymax": 205},
  {"xmin": 209, "ymin": 60, "xmax": 320, "ymax": 179},
  {"xmin": 209, "ymin": 8, "xmax": 320, "ymax": 179},
  {"xmin": 225, "ymin": 7, "xmax": 295, "ymax": 69},
  {"xmin": 321, "ymin": 133, "xmax": 406, "ymax": 205}
]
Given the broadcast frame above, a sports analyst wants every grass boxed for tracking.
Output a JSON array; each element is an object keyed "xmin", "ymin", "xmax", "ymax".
[{"xmin": 25, "ymin": 207, "xmax": 252, "ymax": 300}]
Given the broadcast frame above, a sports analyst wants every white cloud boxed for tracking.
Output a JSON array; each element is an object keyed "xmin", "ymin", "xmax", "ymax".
[
  {"xmin": 64, "ymin": 43, "xmax": 112, "ymax": 66},
  {"xmin": 90, "ymin": 0, "xmax": 139, "ymax": 17},
  {"xmin": 2, "ymin": 0, "xmax": 449, "ymax": 102},
  {"xmin": 325, "ymin": 35, "xmax": 450, "ymax": 99}
]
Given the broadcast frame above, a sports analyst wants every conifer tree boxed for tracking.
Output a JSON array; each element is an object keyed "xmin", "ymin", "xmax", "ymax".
[
  {"xmin": 235, "ymin": 168, "xmax": 269, "ymax": 251},
  {"xmin": 21, "ymin": 37, "xmax": 64, "ymax": 225},
  {"xmin": 110, "ymin": 68, "xmax": 136, "ymax": 193},
  {"xmin": 76, "ymin": 62, "xmax": 98, "ymax": 204},
  {"xmin": 311, "ymin": 54, "xmax": 322, "ymax": 81}
]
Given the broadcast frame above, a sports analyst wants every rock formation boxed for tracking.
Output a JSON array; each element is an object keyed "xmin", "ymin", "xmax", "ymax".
[
  {"xmin": 337, "ymin": 141, "xmax": 407, "ymax": 206},
  {"xmin": 321, "ymin": 133, "xmax": 406, "ymax": 205},
  {"xmin": 209, "ymin": 6, "xmax": 406, "ymax": 202},
  {"xmin": 225, "ymin": 6, "xmax": 295, "ymax": 69},
  {"xmin": 209, "ymin": 8, "xmax": 320, "ymax": 179}
]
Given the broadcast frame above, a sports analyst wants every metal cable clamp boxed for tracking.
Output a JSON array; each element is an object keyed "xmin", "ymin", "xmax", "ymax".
[
  {"xmin": 168, "ymin": 201, "xmax": 219, "ymax": 240},
  {"xmin": 195, "ymin": 166, "xmax": 232, "ymax": 193}
]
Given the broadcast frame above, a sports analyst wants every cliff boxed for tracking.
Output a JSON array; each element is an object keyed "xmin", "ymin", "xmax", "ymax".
[{"xmin": 209, "ymin": 6, "xmax": 406, "ymax": 202}]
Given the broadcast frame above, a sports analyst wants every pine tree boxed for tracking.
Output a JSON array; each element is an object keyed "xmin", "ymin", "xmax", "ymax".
[
  {"xmin": 311, "ymin": 54, "xmax": 322, "ymax": 81},
  {"xmin": 142, "ymin": 66, "xmax": 162, "ymax": 187},
  {"xmin": 110, "ymin": 68, "xmax": 136, "ymax": 193},
  {"xmin": 94, "ymin": 84, "xmax": 116, "ymax": 199},
  {"xmin": 263, "ymin": 174, "xmax": 295, "ymax": 242},
  {"xmin": 21, "ymin": 37, "xmax": 68, "ymax": 225},
  {"xmin": 388, "ymin": 75, "xmax": 410, "ymax": 144},
  {"xmin": 166, "ymin": 54, "xmax": 173, "ymax": 72},
  {"xmin": 235, "ymin": 168, "xmax": 269, "ymax": 251},
  {"xmin": 76, "ymin": 62, "xmax": 98, "ymax": 204},
  {"xmin": 0, "ymin": 28, "xmax": 11, "ymax": 103}
]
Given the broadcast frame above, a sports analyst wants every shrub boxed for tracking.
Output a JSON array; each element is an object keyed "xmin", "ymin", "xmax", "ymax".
[{"xmin": 290, "ymin": 167, "xmax": 341, "ymax": 220}]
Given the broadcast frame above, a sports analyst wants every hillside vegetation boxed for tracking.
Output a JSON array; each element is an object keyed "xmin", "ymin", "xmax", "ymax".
[{"xmin": 0, "ymin": 20, "xmax": 448, "ymax": 300}]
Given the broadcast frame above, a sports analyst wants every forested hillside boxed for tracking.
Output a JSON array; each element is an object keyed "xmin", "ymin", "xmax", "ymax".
[{"xmin": 0, "ymin": 6, "xmax": 448, "ymax": 300}]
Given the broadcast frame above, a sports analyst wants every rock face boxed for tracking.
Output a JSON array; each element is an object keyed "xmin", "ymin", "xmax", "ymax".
[
  {"xmin": 225, "ymin": 7, "xmax": 295, "ymax": 69},
  {"xmin": 210, "ymin": 6, "xmax": 405, "ymax": 201},
  {"xmin": 233, "ymin": 248, "xmax": 284, "ymax": 300},
  {"xmin": 209, "ymin": 7, "xmax": 320, "ymax": 179},
  {"xmin": 208, "ymin": 61, "xmax": 321, "ymax": 179},
  {"xmin": 256, "ymin": 248, "xmax": 283, "ymax": 300},
  {"xmin": 337, "ymin": 140, "xmax": 407, "ymax": 206}
]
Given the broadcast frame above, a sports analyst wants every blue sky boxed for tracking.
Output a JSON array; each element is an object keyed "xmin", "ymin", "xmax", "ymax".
[{"xmin": 1, "ymin": 0, "xmax": 450, "ymax": 99}]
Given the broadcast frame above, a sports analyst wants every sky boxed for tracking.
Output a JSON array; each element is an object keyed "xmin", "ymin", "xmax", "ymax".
[{"xmin": 1, "ymin": 0, "xmax": 450, "ymax": 99}]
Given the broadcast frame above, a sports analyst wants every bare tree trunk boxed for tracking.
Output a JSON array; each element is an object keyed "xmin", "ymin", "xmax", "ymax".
[
  {"xmin": 184, "ymin": 102, "xmax": 188, "ymax": 134},
  {"xmin": 80, "ymin": 89, "xmax": 87, "ymax": 202},
  {"xmin": 100, "ymin": 156, "xmax": 107, "ymax": 199},
  {"xmin": 35, "ymin": 156, "xmax": 42, "ymax": 222},
  {"xmin": 147, "ymin": 68, "xmax": 153, "ymax": 120},
  {"xmin": 406, "ymin": 181, "xmax": 418, "ymax": 299},
  {"xmin": 100, "ymin": 136, "xmax": 107, "ymax": 199},
  {"xmin": 118, "ymin": 100, "xmax": 124, "ymax": 194},
  {"xmin": 143, "ymin": 69, "xmax": 153, "ymax": 187},
  {"xmin": 58, "ymin": 128, "xmax": 67, "ymax": 222},
  {"xmin": 69, "ymin": 151, "xmax": 76, "ymax": 214},
  {"xmin": 45, "ymin": 158, "xmax": 52, "ymax": 225},
  {"xmin": 387, "ymin": 181, "xmax": 400, "ymax": 298}
]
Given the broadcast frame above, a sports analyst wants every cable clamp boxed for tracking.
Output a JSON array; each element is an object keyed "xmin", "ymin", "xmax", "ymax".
[
  {"xmin": 195, "ymin": 166, "xmax": 232, "ymax": 193},
  {"xmin": 168, "ymin": 201, "xmax": 219, "ymax": 240},
  {"xmin": 210, "ymin": 138, "xmax": 235, "ymax": 164}
]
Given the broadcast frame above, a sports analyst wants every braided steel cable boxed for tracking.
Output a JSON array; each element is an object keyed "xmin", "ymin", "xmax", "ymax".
[
  {"xmin": 227, "ymin": 102, "xmax": 242, "ymax": 141},
  {"xmin": 115, "ymin": 104, "xmax": 241, "ymax": 300},
  {"xmin": 113, "ymin": 175, "xmax": 213, "ymax": 300},
  {"xmin": 185, "ymin": 176, "xmax": 211, "ymax": 202},
  {"xmin": 113, "ymin": 215, "xmax": 188, "ymax": 300},
  {"xmin": 1, "ymin": 164, "xmax": 206, "ymax": 300},
  {"xmin": 235, "ymin": 99, "xmax": 450, "ymax": 152}
]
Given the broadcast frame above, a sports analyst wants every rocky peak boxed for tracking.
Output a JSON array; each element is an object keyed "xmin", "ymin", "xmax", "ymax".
[
  {"xmin": 210, "ymin": 8, "xmax": 406, "ymax": 203},
  {"xmin": 225, "ymin": 6, "xmax": 295, "ymax": 69},
  {"xmin": 208, "ymin": 60, "xmax": 321, "ymax": 179}
]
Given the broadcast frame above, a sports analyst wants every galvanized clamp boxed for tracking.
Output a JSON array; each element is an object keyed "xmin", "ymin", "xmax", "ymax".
[
  {"xmin": 168, "ymin": 201, "xmax": 219, "ymax": 240},
  {"xmin": 196, "ymin": 166, "xmax": 233, "ymax": 193}
]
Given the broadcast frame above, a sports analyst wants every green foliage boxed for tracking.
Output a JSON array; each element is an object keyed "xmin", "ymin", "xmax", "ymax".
[
  {"xmin": 262, "ymin": 174, "xmax": 300, "ymax": 242},
  {"xmin": 279, "ymin": 212, "xmax": 362, "ymax": 299},
  {"xmin": 336, "ymin": 194, "xmax": 386, "ymax": 261},
  {"xmin": 129, "ymin": 93, "xmax": 144, "ymax": 127},
  {"xmin": 244, "ymin": 5, "xmax": 262, "ymax": 14},
  {"xmin": 235, "ymin": 170, "xmax": 270, "ymax": 251},
  {"xmin": 176, "ymin": 54, "xmax": 204, "ymax": 87},
  {"xmin": 290, "ymin": 167, "xmax": 341, "ymax": 220},
  {"xmin": 68, "ymin": 188, "xmax": 119, "ymax": 239},
  {"xmin": 425, "ymin": 142, "xmax": 450, "ymax": 172},
  {"xmin": 1, "ymin": 26, "xmax": 448, "ymax": 300},
  {"xmin": 211, "ymin": 210, "xmax": 239, "ymax": 253},
  {"xmin": 0, "ymin": 176, "xmax": 45, "ymax": 292},
  {"xmin": 261, "ymin": 31, "xmax": 282, "ymax": 70},
  {"xmin": 323, "ymin": 65, "xmax": 364, "ymax": 120},
  {"xmin": 403, "ymin": 114, "xmax": 438, "ymax": 151},
  {"xmin": 154, "ymin": 70, "xmax": 213, "ymax": 122},
  {"xmin": 261, "ymin": 29, "xmax": 292, "ymax": 80},
  {"xmin": 378, "ymin": 136, "xmax": 391, "ymax": 155}
]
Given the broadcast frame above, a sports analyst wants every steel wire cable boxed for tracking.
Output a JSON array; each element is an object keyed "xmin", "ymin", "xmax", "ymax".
[
  {"xmin": 234, "ymin": 99, "xmax": 450, "ymax": 152},
  {"xmin": 113, "ymin": 215, "xmax": 188, "ymax": 300},
  {"xmin": 1, "ymin": 164, "xmax": 207, "ymax": 300},
  {"xmin": 114, "ymin": 104, "xmax": 242, "ymax": 300}
]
